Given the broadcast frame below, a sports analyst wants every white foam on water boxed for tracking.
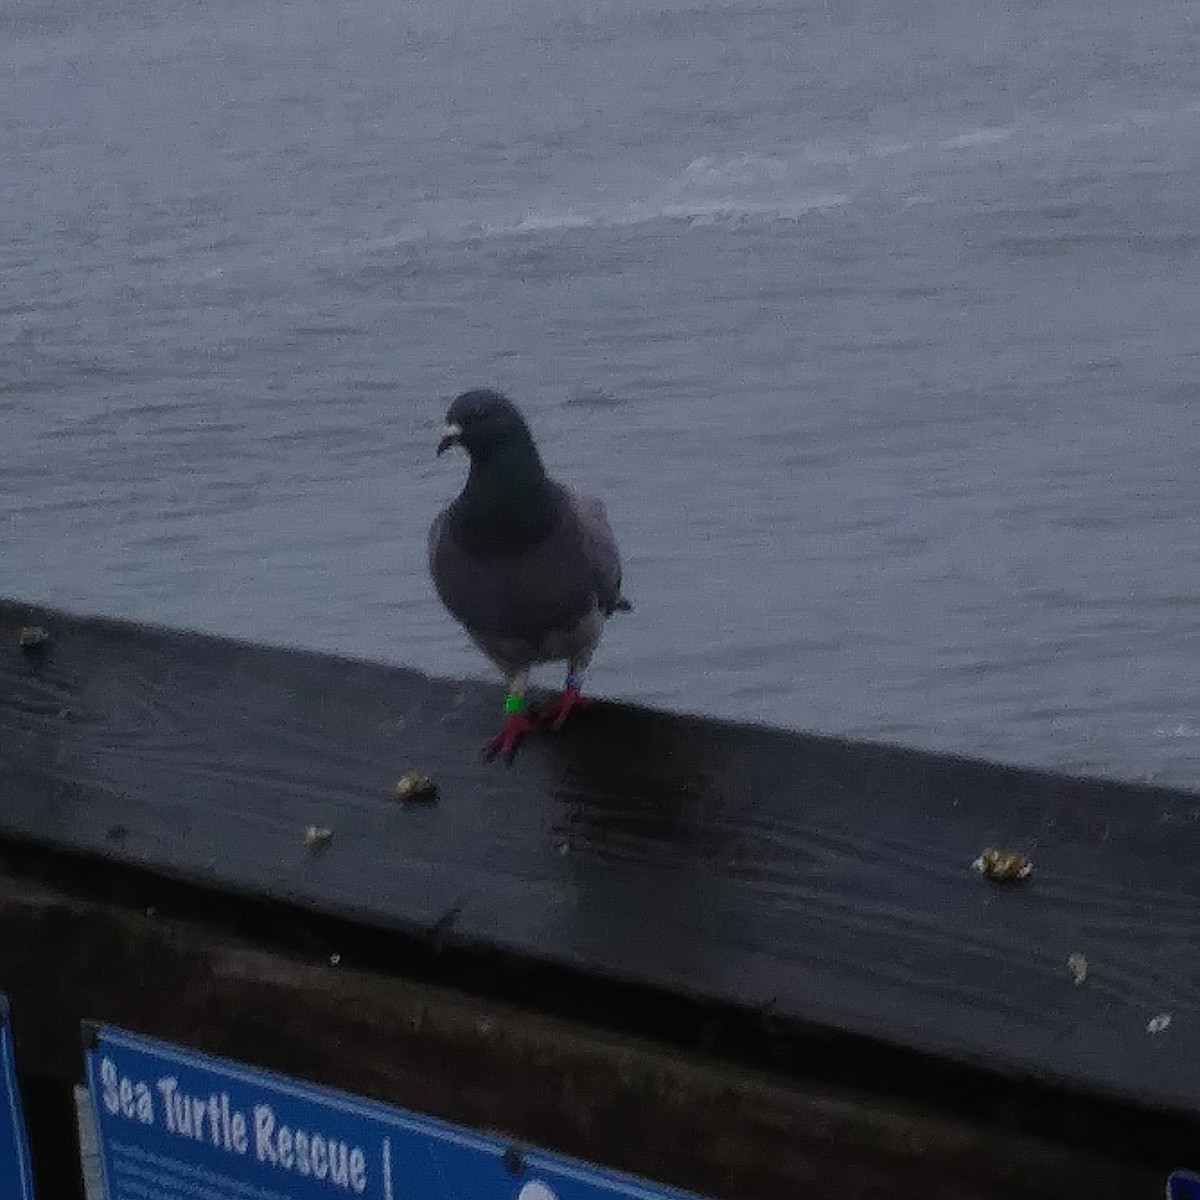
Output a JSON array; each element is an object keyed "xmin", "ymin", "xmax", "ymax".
[
  {"xmin": 940, "ymin": 127, "xmax": 1015, "ymax": 150},
  {"xmin": 680, "ymin": 151, "xmax": 791, "ymax": 188},
  {"xmin": 1153, "ymin": 724, "xmax": 1200, "ymax": 740},
  {"xmin": 341, "ymin": 155, "xmax": 849, "ymax": 257}
]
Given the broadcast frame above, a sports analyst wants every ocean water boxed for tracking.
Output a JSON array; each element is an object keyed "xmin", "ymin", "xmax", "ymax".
[{"xmin": 2, "ymin": 0, "xmax": 1199, "ymax": 786}]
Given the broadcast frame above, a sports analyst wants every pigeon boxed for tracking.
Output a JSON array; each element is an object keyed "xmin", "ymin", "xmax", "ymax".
[{"xmin": 429, "ymin": 389, "xmax": 630, "ymax": 762}]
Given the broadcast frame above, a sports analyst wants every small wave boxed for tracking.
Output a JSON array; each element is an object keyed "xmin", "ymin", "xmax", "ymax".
[
  {"xmin": 346, "ymin": 187, "xmax": 847, "ymax": 255},
  {"xmin": 534, "ymin": 192, "xmax": 844, "ymax": 230},
  {"xmin": 680, "ymin": 152, "xmax": 790, "ymax": 189},
  {"xmin": 940, "ymin": 127, "xmax": 1015, "ymax": 150},
  {"xmin": 565, "ymin": 387, "xmax": 629, "ymax": 410},
  {"xmin": 655, "ymin": 194, "xmax": 848, "ymax": 222},
  {"xmin": 866, "ymin": 138, "xmax": 917, "ymax": 159},
  {"xmin": 1153, "ymin": 724, "xmax": 1200, "ymax": 740},
  {"xmin": 483, "ymin": 192, "xmax": 848, "ymax": 237}
]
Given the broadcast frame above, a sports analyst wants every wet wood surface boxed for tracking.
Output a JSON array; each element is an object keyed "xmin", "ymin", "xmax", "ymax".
[{"xmin": 1, "ymin": 597, "xmax": 1198, "ymax": 1120}]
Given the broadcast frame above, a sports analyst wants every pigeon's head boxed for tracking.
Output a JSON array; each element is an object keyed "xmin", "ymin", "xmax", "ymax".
[{"xmin": 437, "ymin": 389, "xmax": 534, "ymax": 463}]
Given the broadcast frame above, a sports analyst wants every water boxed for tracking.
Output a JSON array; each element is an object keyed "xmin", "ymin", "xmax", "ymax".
[{"xmin": 2, "ymin": 0, "xmax": 1199, "ymax": 787}]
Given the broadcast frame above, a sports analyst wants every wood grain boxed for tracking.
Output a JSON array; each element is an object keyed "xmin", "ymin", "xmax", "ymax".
[{"xmin": 1, "ymin": 597, "xmax": 1199, "ymax": 1122}]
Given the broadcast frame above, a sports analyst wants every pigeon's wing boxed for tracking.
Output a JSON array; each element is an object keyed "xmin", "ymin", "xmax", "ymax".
[{"xmin": 562, "ymin": 485, "xmax": 626, "ymax": 615}]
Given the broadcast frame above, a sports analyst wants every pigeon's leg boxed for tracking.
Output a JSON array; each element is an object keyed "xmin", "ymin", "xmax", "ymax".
[
  {"xmin": 540, "ymin": 665, "xmax": 595, "ymax": 731},
  {"xmin": 484, "ymin": 669, "xmax": 537, "ymax": 764}
]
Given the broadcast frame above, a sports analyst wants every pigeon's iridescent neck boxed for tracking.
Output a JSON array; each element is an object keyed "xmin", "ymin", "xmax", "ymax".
[{"xmin": 450, "ymin": 436, "xmax": 556, "ymax": 556}]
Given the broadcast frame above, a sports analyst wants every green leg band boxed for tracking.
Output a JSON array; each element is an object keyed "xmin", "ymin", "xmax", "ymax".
[{"xmin": 504, "ymin": 693, "xmax": 526, "ymax": 716}]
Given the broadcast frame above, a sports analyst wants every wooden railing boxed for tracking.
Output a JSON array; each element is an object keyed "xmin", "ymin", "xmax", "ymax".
[{"xmin": 1, "ymin": 598, "xmax": 1197, "ymax": 1198}]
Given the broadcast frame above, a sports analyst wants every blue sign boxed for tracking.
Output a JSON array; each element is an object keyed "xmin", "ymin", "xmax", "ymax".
[
  {"xmin": 0, "ymin": 995, "xmax": 35, "ymax": 1200},
  {"xmin": 84, "ymin": 1025, "xmax": 705, "ymax": 1200},
  {"xmin": 1169, "ymin": 1171, "xmax": 1200, "ymax": 1200}
]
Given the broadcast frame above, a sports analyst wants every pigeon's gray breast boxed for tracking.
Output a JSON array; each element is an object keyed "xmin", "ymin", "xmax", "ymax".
[{"xmin": 428, "ymin": 482, "xmax": 621, "ymax": 663}]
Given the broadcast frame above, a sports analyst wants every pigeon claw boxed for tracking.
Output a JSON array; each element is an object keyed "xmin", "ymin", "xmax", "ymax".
[
  {"xmin": 539, "ymin": 685, "xmax": 594, "ymax": 732},
  {"xmin": 484, "ymin": 712, "xmax": 538, "ymax": 764}
]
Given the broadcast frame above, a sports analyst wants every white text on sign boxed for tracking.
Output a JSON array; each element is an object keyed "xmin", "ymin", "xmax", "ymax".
[{"xmin": 98, "ymin": 1057, "xmax": 370, "ymax": 1193}]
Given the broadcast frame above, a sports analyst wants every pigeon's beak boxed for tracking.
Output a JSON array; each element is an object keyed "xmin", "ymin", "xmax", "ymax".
[{"xmin": 436, "ymin": 423, "xmax": 462, "ymax": 456}]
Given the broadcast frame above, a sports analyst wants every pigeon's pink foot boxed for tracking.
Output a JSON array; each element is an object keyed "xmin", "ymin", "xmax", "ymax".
[
  {"xmin": 484, "ymin": 712, "xmax": 538, "ymax": 763},
  {"xmin": 540, "ymin": 685, "xmax": 594, "ymax": 732}
]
